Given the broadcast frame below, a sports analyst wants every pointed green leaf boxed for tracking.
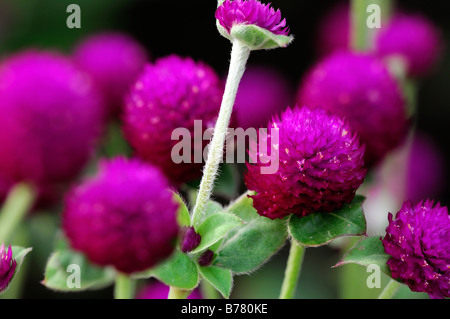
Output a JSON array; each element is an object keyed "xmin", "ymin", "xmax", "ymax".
[
  {"xmin": 198, "ymin": 266, "xmax": 233, "ymax": 299},
  {"xmin": 134, "ymin": 251, "xmax": 199, "ymax": 290},
  {"xmin": 230, "ymin": 24, "xmax": 293, "ymax": 50},
  {"xmin": 193, "ymin": 212, "xmax": 243, "ymax": 253},
  {"xmin": 173, "ymin": 192, "xmax": 191, "ymax": 227},
  {"xmin": 225, "ymin": 191, "xmax": 258, "ymax": 222},
  {"xmin": 288, "ymin": 196, "xmax": 367, "ymax": 247},
  {"xmin": 334, "ymin": 236, "xmax": 392, "ymax": 277}
]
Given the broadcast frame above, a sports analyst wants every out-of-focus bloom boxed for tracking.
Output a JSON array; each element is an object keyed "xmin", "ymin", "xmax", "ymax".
[
  {"xmin": 382, "ymin": 200, "xmax": 450, "ymax": 299},
  {"xmin": 0, "ymin": 244, "xmax": 17, "ymax": 293},
  {"xmin": 297, "ymin": 52, "xmax": 409, "ymax": 167},
  {"xmin": 234, "ymin": 66, "xmax": 293, "ymax": 129},
  {"xmin": 136, "ymin": 280, "xmax": 202, "ymax": 299},
  {"xmin": 375, "ymin": 13, "xmax": 442, "ymax": 77},
  {"xmin": 74, "ymin": 32, "xmax": 148, "ymax": 116},
  {"xmin": 123, "ymin": 55, "xmax": 223, "ymax": 185},
  {"xmin": 316, "ymin": 2, "xmax": 350, "ymax": 56},
  {"xmin": 180, "ymin": 226, "xmax": 201, "ymax": 253},
  {"xmin": 245, "ymin": 106, "xmax": 366, "ymax": 220},
  {"xmin": 0, "ymin": 50, "xmax": 104, "ymax": 204},
  {"xmin": 63, "ymin": 157, "xmax": 179, "ymax": 274},
  {"xmin": 216, "ymin": 0, "xmax": 289, "ymax": 36}
]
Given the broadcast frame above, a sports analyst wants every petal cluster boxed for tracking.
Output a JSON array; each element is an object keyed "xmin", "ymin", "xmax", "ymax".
[
  {"xmin": 297, "ymin": 52, "xmax": 409, "ymax": 167},
  {"xmin": 63, "ymin": 157, "xmax": 179, "ymax": 274},
  {"xmin": 382, "ymin": 200, "xmax": 450, "ymax": 299},
  {"xmin": 0, "ymin": 244, "xmax": 17, "ymax": 293},
  {"xmin": 245, "ymin": 106, "xmax": 366, "ymax": 220},
  {"xmin": 123, "ymin": 55, "xmax": 223, "ymax": 185},
  {"xmin": 215, "ymin": 0, "xmax": 289, "ymax": 36}
]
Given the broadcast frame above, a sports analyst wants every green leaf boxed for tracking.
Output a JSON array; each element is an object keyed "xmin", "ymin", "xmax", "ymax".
[
  {"xmin": 288, "ymin": 196, "xmax": 367, "ymax": 247},
  {"xmin": 225, "ymin": 192, "xmax": 259, "ymax": 222},
  {"xmin": 230, "ymin": 24, "xmax": 293, "ymax": 50},
  {"xmin": 134, "ymin": 251, "xmax": 199, "ymax": 290},
  {"xmin": 193, "ymin": 212, "xmax": 243, "ymax": 253},
  {"xmin": 192, "ymin": 200, "xmax": 224, "ymax": 229},
  {"xmin": 43, "ymin": 249, "xmax": 116, "ymax": 292},
  {"xmin": 173, "ymin": 192, "xmax": 191, "ymax": 227},
  {"xmin": 0, "ymin": 246, "xmax": 32, "ymax": 295},
  {"xmin": 198, "ymin": 266, "xmax": 233, "ymax": 299},
  {"xmin": 334, "ymin": 236, "xmax": 392, "ymax": 277}
]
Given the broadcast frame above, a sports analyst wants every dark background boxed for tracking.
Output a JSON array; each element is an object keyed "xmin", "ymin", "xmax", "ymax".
[{"xmin": 0, "ymin": 0, "xmax": 448, "ymax": 299}]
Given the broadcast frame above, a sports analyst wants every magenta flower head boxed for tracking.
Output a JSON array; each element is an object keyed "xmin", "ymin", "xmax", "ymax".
[
  {"xmin": 62, "ymin": 157, "xmax": 179, "ymax": 274},
  {"xmin": 382, "ymin": 200, "xmax": 450, "ymax": 299},
  {"xmin": 375, "ymin": 13, "xmax": 442, "ymax": 77},
  {"xmin": 215, "ymin": 0, "xmax": 293, "ymax": 50},
  {"xmin": 0, "ymin": 244, "xmax": 17, "ymax": 293},
  {"xmin": 123, "ymin": 55, "xmax": 223, "ymax": 185},
  {"xmin": 234, "ymin": 66, "xmax": 293, "ymax": 129},
  {"xmin": 297, "ymin": 52, "xmax": 409, "ymax": 167},
  {"xmin": 245, "ymin": 106, "xmax": 366, "ymax": 220},
  {"xmin": 74, "ymin": 32, "xmax": 148, "ymax": 117},
  {"xmin": 0, "ymin": 50, "xmax": 104, "ymax": 203},
  {"xmin": 137, "ymin": 281, "xmax": 202, "ymax": 299}
]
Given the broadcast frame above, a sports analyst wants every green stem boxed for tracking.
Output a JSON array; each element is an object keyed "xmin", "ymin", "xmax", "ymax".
[
  {"xmin": 377, "ymin": 279, "xmax": 401, "ymax": 299},
  {"xmin": 191, "ymin": 40, "xmax": 251, "ymax": 228},
  {"xmin": 201, "ymin": 280, "xmax": 220, "ymax": 299},
  {"xmin": 279, "ymin": 241, "xmax": 306, "ymax": 299},
  {"xmin": 351, "ymin": 0, "xmax": 369, "ymax": 51},
  {"xmin": 168, "ymin": 287, "xmax": 192, "ymax": 299},
  {"xmin": 114, "ymin": 273, "xmax": 136, "ymax": 299},
  {"xmin": 0, "ymin": 183, "xmax": 36, "ymax": 244}
]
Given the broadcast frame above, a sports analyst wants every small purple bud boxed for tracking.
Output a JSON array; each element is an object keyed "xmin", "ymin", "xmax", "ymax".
[
  {"xmin": 180, "ymin": 227, "xmax": 201, "ymax": 253},
  {"xmin": 198, "ymin": 250, "xmax": 215, "ymax": 267},
  {"xmin": 0, "ymin": 244, "xmax": 17, "ymax": 293}
]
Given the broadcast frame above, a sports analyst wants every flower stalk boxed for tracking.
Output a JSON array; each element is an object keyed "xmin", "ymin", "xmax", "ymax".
[
  {"xmin": 377, "ymin": 279, "xmax": 401, "ymax": 299},
  {"xmin": 279, "ymin": 241, "xmax": 305, "ymax": 299},
  {"xmin": 114, "ymin": 273, "xmax": 136, "ymax": 299}
]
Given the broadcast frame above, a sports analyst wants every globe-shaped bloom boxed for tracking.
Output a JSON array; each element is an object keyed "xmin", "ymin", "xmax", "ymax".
[
  {"xmin": 136, "ymin": 281, "xmax": 202, "ymax": 299},
  {"xmin": 375, "ymin": 13, "xmax": 442, "ymax": 77},
  {"xmin": 234, "ymin": 66, "xmax": 293, "ymax": 130},
  {"xmin": 123, "ymin": 55, "xmax": 223, "ymax": 185},
  {"xmin": 63, "ymin": 157, "xmax": 179, "ymax": 274},
  {"xmin": 0, "ymin": 50, "xmax": 104, "ymax": 203},
  {"xmin": 245, "ymin": 106, "xmax": 366, "ymax": 220},
  {"xmin": 382, "ymin": 200, "xmax": 450, "ymax": 299},
  {"xmin": 297, "ymin": 52, "xmax": 409, "ymax": 167},
  {"xmin": 74, "ymin": 32, "xmax": 148, "ymax": 116},
  {"xmin": 0, "ymin": 244, "xmax": 16, "ymax": 293}
]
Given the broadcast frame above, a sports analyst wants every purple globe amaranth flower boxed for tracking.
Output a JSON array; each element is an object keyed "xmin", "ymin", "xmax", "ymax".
[
  {"xmin": 382, "ymin": 200, "xmax": 450, "ymax": 299},
  {"xmin": 123, "ymin": 55, "xmax": 223, "ymax": 185},
  {"xmin": 0, "ymin": 50, "xmax": 104, "ymax": 205},
  {"xmin": 234, "ymin": 65, "xmax": 293, "ymax": 130},
  {"xmin": 375, "ymin": 13, "xmax": 442, "ymax": 78},
  {"xmin": 216, "ymin": 0, "xmax": 289, "ymax": 36},
  {"xmin": 297, "ymin": 52, "xmax": 409, "ymax": 168},
  {"xmin": 180, "ymin": 226, "xmax": 201, "ymax": 253},
  {"xmin": 245, "ymin": 106, "xmax": 366, "ymax": 220},
  {"xmin": 74, "ymin": 32, "xmax": 148, "ymax": 117},
  {"xmin": 136, "ymin": 280, "xmax": 202, "ymax": 299},
  {"xmin": 0, "ymin": 244, "xmax": 17, "ymax": 293},
  {"xmin": 63, "ymin": 157, "xmax": 179, "ymax": 274}
]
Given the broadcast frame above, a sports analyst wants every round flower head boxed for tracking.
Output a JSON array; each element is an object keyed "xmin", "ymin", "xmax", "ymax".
[
  {"xmin": 382, "ymin": 200, "xmax": 450, "ymax": 299},
  {"xmin": 316, "ymin": 2, "xmax": 350, "ymax": 56},
  {"xmin": 0, "ymin": 244, "xmax": 17, "ymax": 293},
  {"xmin": 62, "ymin": 157, "xmax": 179, "ymax": 274},
  {"xmin": 234, "ymin": 65, "xmax": 293, "ymax": 129},
  {"xmin": 136, "ymin": 281, "xmax": 202, "ymax": 299},
  {"xmin": 245, "ymin": 106, "xmax": 366, "ymax": 220},
  {"xmin": 297, "ymin": 52, "xmax": 409, "ymax": 167},
  {"xmin": 123, "ymin": 55, "xmax": 223, "ymax": 185},
  {"xmin": 0, "ymin": 50, "xmax": 104, "ymax": 203},
  {"xmin": 375, "ymin": 13, "xmax": 442, "ymax": 77},
  {"xmin": 74, "ymin": 32, "xmax": 148, "ymax": 116}
]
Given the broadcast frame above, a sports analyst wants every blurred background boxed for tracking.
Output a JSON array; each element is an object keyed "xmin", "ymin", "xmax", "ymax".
[{"xmin": 0, "ymin": 0, "xmax": 448, "ymax": 299}]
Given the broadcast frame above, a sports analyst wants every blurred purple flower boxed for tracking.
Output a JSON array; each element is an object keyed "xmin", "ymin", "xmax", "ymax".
[
  {"xmin": 382, "ymin": 200, "xmax": 450, "ymax": 299},
  {"xmin": 297, "ymin": 52, "xmax": 409, "ymax": 167},
  {"xmin": 136, "ymin": 281, "xmax": 202, "ymax": 299},
  {"xmin": 0, "ymin": 244, "xmax": 16, "ymax": 293},
  {"xmin": 74, "ymin": 32, "xmax": 148, "ymax": 117},
  {"xmin": 216, "ymin": 0, "xmax": 289, "ymax": 36},
  {"xmin": 234, "ymin": 66, "xmax": 293, "ymax": 129},
  {"xmin": 316, "ymin": 2, "xmax": 350, "ymax": 56},
  {"xmin": 63, "ymin": 157, "xmax": 179, "ymax": 274},
  {"xmin": 245, "ymin": 106, "xmax": 366, "ymax": 220}
]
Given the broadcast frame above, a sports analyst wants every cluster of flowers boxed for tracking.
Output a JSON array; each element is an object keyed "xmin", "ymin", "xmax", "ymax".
[{"xmin": 0, "ymin": 0, "xmax": 447, "ymax": 299}]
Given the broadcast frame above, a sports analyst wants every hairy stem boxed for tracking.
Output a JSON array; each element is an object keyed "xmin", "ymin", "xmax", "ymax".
[
  {"xmin": 114, "ymin": 273, "xmax": 136, "ymax": 299},
  {"xmin": 377, "ymin": 279, "xmax": 401, "ymax": 299},
  {"xmin": 279, "ymin": 241, "xmax": 306, "ymax": 299}
]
